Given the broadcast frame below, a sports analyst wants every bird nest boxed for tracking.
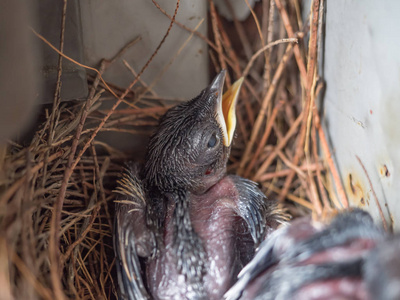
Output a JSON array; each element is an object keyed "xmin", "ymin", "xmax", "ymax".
[{"xmin": 0, "ymin": 0, "xmax": 347, "ymax": 299}]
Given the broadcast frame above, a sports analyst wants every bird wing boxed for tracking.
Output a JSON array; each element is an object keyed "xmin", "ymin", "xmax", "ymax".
[
  {"xmin": 228, "ymin": 175, "xmax": 288, "ymax": 246},
  {"xmin": 114, "ymin": 165, "xmax": 153, "ymax": 300},
  {"xmin": 223, "ymin": 224, "xmax": 288, "ymax": 300},
  {"xmin": 114, "ymin": 212, "xmax": 150, "ymax": 300}
]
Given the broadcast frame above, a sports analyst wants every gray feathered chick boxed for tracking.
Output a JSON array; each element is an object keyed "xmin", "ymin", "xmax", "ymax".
[{"xmin": 114, "ymin": 70, "xmax": 285, "ymax": 300}]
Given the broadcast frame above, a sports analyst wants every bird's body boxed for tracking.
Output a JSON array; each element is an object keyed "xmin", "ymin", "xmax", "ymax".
[
  {"xmin": 114, "ymin": 71, "xmax": 284, "ymax": 299},
  {"xmin": 224, "ymin": 209, "xmax": 394, "ymax": 300},
  {"xmin": 145, "ymin": 175, "xmax": 274, "ymax": 300}
]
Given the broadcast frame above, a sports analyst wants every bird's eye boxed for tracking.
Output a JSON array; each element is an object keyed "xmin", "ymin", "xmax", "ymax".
[{"xmin": 207, "ymin": 133, "xmax": 219, "ymax": 148}]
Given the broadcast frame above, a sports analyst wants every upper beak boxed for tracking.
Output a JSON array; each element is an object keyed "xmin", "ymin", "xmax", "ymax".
[
  {"xmin": 210, "ymin": 70, "xmax": 243, "ymax": 147},
  {"xmin": 209, "ymin": 69, "xmax": 226, "ymax": 92}
]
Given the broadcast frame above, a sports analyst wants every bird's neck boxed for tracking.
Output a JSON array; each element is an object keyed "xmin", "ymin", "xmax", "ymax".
[
  {"xmin": 142, "ymin": 161, "xmax": 185, "ymax": 195},
  {"xmin": 141, "ymin": 161, "xmax": 207, "ymax": 292},
  {"xmin": 172, "ymin": 189, "xmax": 207, "ymax": 296}
]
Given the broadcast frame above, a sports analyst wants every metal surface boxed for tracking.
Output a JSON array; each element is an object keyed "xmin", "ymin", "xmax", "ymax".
[
  {"xmin": 0, "ymin": 0, "xmax": 41, "ymax": 143},
  {"xmin": 322, "ymin": 0, "xmax": 400, "ymax": 230},
  {"xmin": 77, "ymin": 1, "xmax": 209, "ymax": 155},
  {"xmin": 38, "ymin": 0, "xmax": 88, "ymax": 102},
  {"xmin": 79, "ymin": 0, "xmax": 209, "ymax": 99}
]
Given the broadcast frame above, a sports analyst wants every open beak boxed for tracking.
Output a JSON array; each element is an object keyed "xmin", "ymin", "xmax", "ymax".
[
  {"xmin": 221, "ymin": 77, "xmax": 243, "ymax": 146},
  {"xmin": 211, "ymin": 71, "xmax": 244, "ymax": 147}
]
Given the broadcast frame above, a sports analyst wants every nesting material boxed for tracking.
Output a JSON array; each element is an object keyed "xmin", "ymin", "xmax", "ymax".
[{"xmin": 0, "ymin": 0, "xmax": 347, "ymax": 299}]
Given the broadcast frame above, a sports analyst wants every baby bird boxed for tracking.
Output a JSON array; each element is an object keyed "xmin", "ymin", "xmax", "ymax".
[
  {"xmin": 114, "ymin": 70, "xmax": 284, "ymax": 299},
  {"xmin": 224, "ymin": 209, "xmax": 392, "ymax": 300}
]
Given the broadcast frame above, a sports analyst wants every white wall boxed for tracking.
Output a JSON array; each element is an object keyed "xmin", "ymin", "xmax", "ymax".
[{"xmin": 321, "ymin": 0, "xmax": 400, "ymax": 230}]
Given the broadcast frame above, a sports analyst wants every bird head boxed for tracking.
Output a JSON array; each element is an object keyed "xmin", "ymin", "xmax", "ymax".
[{"xmin": 143, "ymin": 70, "xmax": 244, "ymax": 195}]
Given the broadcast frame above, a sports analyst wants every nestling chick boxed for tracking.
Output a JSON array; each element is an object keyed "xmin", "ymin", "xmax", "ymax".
[
  {"xmin": 114, "ymin": 70, "xmax": 285, "ymax": 299},
  {"xmin": 225, "ymin": 209, "xmax": 392, "ymax": 300}
]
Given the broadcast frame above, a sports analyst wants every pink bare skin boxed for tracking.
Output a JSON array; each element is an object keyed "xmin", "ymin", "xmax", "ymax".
[{"xmin": 146, "ymin": 176, "xmax": 257, "ymax": 300}]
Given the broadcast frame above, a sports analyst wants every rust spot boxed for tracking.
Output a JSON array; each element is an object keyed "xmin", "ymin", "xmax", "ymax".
[
  {"xmin": 390, "ymin": 213, "xmax": 395, "ymax": 230},
  {"xmin": 349, "ymin": 173, "xmax": 356, "ymax": 194},
  {"xmin": 347, "ymin": 173, "xmax": 366, "ymax": 207},
  {"xmin": 384, "ymin": 165, "xmax": 390, "ymax": 177},
  {"xmin": 379, "ymin": 165, "xmax": 390, "ymax": 177}
]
